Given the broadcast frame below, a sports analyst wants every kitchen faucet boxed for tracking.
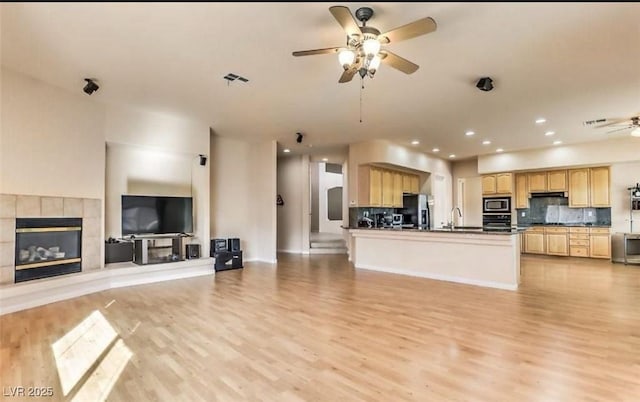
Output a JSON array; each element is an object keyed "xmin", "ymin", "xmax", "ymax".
[{"xmin": 450, "ymin": 207, "xmax": 462, "ymax": 229}]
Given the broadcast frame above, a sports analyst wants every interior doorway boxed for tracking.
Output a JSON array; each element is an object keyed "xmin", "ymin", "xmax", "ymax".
[{"xmin": 309, "ymin": 162, "xmax": 347, "ymax": 254}]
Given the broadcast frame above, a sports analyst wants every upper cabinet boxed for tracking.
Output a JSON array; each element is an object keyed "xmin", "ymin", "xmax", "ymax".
[
  {"xmin": 358, "ymin": 165, "xmax": 419, "ymax": 207},
  {"xmin": 590, "ymin": 167, "xmax": 610, "ymax": 207},
  {"xmin": 515, "ymin": 173, "xmax": 528, "ymax": 208},
  {"xmin": 547, "ymin": 170, "xmax": 567, "ymax": 192},
  {"xmin": 482, "ymin": 173, "xmax": 512, "ymax": 195},
  {"xmin": 568, "ymin": 167, "xmax": 610, "ymax": 208},
  {"xmin": 528, "ymin": 172, "xmax": 547, "ymax": 193}
]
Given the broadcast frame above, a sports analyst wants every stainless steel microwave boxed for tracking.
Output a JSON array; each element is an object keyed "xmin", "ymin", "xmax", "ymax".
[{"xmin": 483, "ymin": 197, "xmax": 511, "ymax": 213}]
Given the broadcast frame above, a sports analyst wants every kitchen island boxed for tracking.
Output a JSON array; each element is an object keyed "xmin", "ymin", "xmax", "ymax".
[{"xmin": 348, "ymin": 227, "xmax": 521, "ymax": 290}]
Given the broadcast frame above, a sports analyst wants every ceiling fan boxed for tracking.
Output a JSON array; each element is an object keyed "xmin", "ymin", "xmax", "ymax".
[
  {"xmin": 292, "ymin": 6, "xmax": 437, "ymax": 83},
  {"xmin": 584, "ymin": 114, "xmax": 640, "ymax": 136}
]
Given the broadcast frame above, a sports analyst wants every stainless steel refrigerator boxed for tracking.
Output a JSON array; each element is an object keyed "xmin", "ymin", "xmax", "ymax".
[{"xmin": 402, "ymin": 194, "xmax": 433, "ymax": 229}]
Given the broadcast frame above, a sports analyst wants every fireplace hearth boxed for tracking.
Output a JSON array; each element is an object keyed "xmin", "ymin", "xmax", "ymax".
[{"xmin": 15, "ymin": 218, "xmax": 82, "ymax": 283}]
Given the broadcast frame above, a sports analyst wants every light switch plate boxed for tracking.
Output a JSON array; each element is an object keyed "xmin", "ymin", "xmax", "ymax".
[{"xmin": 521, "ymin": 211, "xmax": 525, "ymax": 217}]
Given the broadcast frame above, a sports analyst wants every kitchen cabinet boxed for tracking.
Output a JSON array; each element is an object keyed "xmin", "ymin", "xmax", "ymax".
[
  {"xmin": 409, "ymin": 175, "xmax": 420, "ymax": 194},
  {"xmin": 568, "ymin": 168, "xmax": 590, "ymax": 207},
  {"xmin": 515, "ymin": 174, "xmax": 528, "ymax": 208},
  {"xmin": 402, "ymin": 175, "xmax": 412, "ymax": 194},
  {"xmin": 392, "ymin": 172, "xmax": 403, "ymax": 207},
  {"xmin": 545, "ymin": 227, "xmax": 569, "ymax": 256},
  {"xmin": 568, "ymin": 167, "xmax": 610, "ymax": 208},
  {"xmin": 590, "ymin": 167, "xmax": 610, "ymax": 207},
  {"xmin": 524, "ymin": 227, "xmax": 545, "ymax": 254},
  {"xmin": 482, "ymin": 173, "xmax": 512, "ymax": 195},
  {"xmin": 528, "ymin": 172, "xmax": 547, "ymax": 193},
  {"xmin": 569, "ymin": 227, "xmax": 589, "ymax": 257},
  {"xmin": 590, "ymin": 228, "xmax": 611, "ymax": 259},
  {"xmin": 382, "ymin": 170, "xmax": 394, "ymax": 207},
  {"xmin": 357, "ymin": 165, "xmax": 382, "ymax": 206},
  {"xmin": 547, "ymin": 170, "xmax": 568, "ymax": 192}
]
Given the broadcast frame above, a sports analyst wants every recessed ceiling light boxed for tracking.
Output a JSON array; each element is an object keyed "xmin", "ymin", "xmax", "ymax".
[
  {"xmin": 322, "ymin": 158, "xmax": 328, "ymax": 162},
  {"xmin": 535, "ymin": 118, "xmax": 547, "ymax": 124},
  {"xmin": 482, "ymin": 140, "xmax": 491, "ymax": 145},
  {"xmin": 465, "ymin": 131, "xmax": 475, "ymax": 136},
  {"xmin": 553, "ymin": 140, "xmax": 562, "ymax": 145},
  {"xmin": 283, "ymin": 149, "xmax": 290, "ymax": 153},
  {"xmin": 545, "ymin": 131, "xmax": 555, "ymax": 136},
  {"xmin": 432, "ymin": 148, "xmax": 440, "ymax": 153},
  {"xmin": 496, "ymin": 148, "xmax": 504, "ymax": 153},
  {"xmin": 449, "ymin": 154, "xmax": 456, "ymax": 158},
  {"xmin": 411, "ymin": 140, "xmax": 420, "ymax": 145}
]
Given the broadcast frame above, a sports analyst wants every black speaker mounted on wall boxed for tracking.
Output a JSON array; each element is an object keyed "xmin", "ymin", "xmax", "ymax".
[{"xmin": 199, "ymin": 154, "xmax": 207, "ymax": 166}]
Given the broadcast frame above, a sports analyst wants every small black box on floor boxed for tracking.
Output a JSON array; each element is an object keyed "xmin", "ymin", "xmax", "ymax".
[
  {"xmin": 211, "ymin": 238, "xmax": 227, "ymax": 255},
  {"xmin": 105, "ymin": 241, "xmax": 133, "ymax": 264},
  {"xmin": 186, "ymin": 244, "xmax": 200, "ymax": 259},
  {"xmin": 228, "ymin": 238, "xmax": 241, "ymax": 252},
  {"xmin": 213, "ymin": 251, "xmax": 243, "ymax": 271}
]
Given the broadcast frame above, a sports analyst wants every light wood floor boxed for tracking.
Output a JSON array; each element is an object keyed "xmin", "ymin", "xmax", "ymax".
[{"xmin": 1, "ymin": 254, "xmax": 640, "ymax": 401}]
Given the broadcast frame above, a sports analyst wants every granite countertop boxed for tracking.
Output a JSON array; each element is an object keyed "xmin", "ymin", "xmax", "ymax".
[
  {"xmin": 347, "ymin": 226, "xmax": 524, "ymax": 235},
  {"xmin": 518, "ymin": 223, "xmax": 611, "ymax": 228}
]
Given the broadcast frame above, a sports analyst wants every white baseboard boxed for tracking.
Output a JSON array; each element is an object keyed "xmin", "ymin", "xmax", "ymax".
[
  {"xmin": 355, "ymin": 264, "xmax": 518, "ymax": 291},
  {"xmin": 0, "ymin": 258, "xmax": 214, "ymax": 315}
]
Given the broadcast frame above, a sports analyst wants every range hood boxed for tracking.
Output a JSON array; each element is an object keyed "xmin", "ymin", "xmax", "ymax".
[{"xmin": 530, "ymin": 191, "xmax": 567, "ymax": 198}]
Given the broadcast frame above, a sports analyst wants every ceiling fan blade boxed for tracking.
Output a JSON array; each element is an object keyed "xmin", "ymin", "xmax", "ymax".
[
  {"xmin": 339, "ymin": 66, "xmax": 358, "ymax": 83},
  {"xmin": 292, "ymin": 47, "xmax": 342, "ymax": 57},
  {"xmin": 596, "ymin": 118, "xmax": 633, "ymax": 128},
  {"xmin": 329, "ymin": 6, "xmax": 361, "ymax": 38},
  {"xmin": 606, "ymin": 126, "xmax": 633, "ymax": 134},
  {"xmin": 379, "ymin": 17, "xmax": 437, "ymax": 44},
  {"xmin": 380, "ymin": 51, "xmax": 419, "ymax": 74}
]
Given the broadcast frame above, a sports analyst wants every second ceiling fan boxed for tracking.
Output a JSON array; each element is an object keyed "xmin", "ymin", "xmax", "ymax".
[{"xmin": 292, "ymin": 6, "xmax": 437, "ymax": 83}]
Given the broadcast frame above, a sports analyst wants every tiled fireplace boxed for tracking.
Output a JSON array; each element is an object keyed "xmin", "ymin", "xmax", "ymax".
[{"xmin": 0, "ymin": 194, "xmax": 102, "ymax": 284}]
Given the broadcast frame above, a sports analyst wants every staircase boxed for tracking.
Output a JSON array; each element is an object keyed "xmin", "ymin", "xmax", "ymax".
[{"xmin": 309, "ymin": 232, "xmax": 348, "ymax": 254}]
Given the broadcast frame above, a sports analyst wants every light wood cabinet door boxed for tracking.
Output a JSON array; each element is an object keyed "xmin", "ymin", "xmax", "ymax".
[
  {"xmin": 547, "ymin": 233, "xmax": 569, "ymax": 256},
  {"xmin": 482, "ymin": 175, "xmax": 497, "ymax": 195},
  {"xmin": 590, "ymin": 167, "xmax": 610, "ymax": 207},
  {"xmin": 369, "ymin": 167, "xmax": 382, "ymax": 206},
  {"xmin": 524, "ymin": 232, "xmax": 545, "ymax": 254},
  {"xmin": 589, "ymin": 234, "xmax": 611, "ymax": 259},
  {"xmin": 547, "ymin": 170, "xmax": 567, "ymax": 192},
  {"xmin": 393, "ymin": 172, "xmax": 403, "ymax": 207},
  {"xmin": 496, "ymin": 173, "xmax": 513, "ymax": 194},
  {"xmin": 568, "ymin": 168, "xmax": 590, "ymax": 207},
  {"xmin": 515, "ymin": 174, "xmax": 528, "ymax": 208},
  {"xmin": 402, "ymin": 174, "xmax": 412, "ymax": 193},
  {"xmin": 409, "ymin": 175, "xmax": 420, "ymax": 194},
  {"xmin": 528, "ymin": 172, "xmax": 547, "ymax": 192},
  {"xmin": 382, "ymin": 170, "xmax": 394, "ymax": 207}
]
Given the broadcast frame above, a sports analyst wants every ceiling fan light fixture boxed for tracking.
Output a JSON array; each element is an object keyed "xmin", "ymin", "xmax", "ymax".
[
  {"xmin": 338, "ymin": 49, "xmax": 356, "ymax": 70},
  {"xmin": 362, "ymin": 38, "xmax": 380, "ymax": 58},
  {"xmin": 368, "ymin": 55, "xmax": 381, "ymax": 75},
  {"xmin": 631, "ymin": 127, "xmax": 640, "ymax": 137}
]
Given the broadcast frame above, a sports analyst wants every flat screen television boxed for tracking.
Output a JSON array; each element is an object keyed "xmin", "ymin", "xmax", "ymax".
[{"xmin": 121, "ymin": 195, "xmax": 193, "ymax": 236}]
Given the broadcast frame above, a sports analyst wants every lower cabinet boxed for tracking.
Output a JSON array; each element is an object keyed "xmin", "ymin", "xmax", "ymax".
[
  {"xmin": 545, "ymin": 228, "xmax": 569, "ymax": 256},
  {"xmin": 524, "ymin": 226, "xmax": 610, "ymax": 259}
]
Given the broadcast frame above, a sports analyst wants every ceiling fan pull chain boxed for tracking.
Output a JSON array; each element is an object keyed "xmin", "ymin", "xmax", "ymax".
[{"xmin": 360, "ymin": 77, "xmax": 364, "ymax": 123}]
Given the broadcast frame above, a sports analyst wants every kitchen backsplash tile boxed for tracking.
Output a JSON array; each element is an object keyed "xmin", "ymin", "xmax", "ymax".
[{"xmin": 516, "ymin": 196, "xmax": 611, "ymax": 225}]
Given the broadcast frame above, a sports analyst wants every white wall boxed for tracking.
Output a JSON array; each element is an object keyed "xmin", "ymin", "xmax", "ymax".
[
  {"xmin": 318, "ymin": 163, "xmax": 343, "ymax": 234},
  {"xmin": 478, "ymin": 137, "xmax": 640, "ymax": 174},
  {"xmin": 1, "ymin": 68, "xmax": 105, "ymax": 199},
  {"xmin": 277, "ymin": 155, "xmax": 305, "ymax": 253},
  {"xmin": 104, "ymin": 105, "xmax": 210, "ymax": 258},
  {"xmin": 211, "ymin": 136, "xmax": 277, "ymax": 262},
  {"xmin": 610, "ymin": 161, "xmax": 640, "ymax": 233},
  {"xmin": 349, "ymin": 139, "xmax": 453, "ymax": 228}
]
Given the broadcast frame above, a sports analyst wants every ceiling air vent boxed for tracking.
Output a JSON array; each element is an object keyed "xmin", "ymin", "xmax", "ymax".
[{"xmin": 223, "ymin": 73, "xmax": 249, "ymax": 83}]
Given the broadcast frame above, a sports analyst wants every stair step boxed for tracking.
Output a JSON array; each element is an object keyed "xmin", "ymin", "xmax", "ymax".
[
  {"xmin": 309, "ymin": 247, "xmax": 348, "ymax": 255},
  {"xmin": 310, "ymin": 240, "xmax": 346, "ymax": 248}
]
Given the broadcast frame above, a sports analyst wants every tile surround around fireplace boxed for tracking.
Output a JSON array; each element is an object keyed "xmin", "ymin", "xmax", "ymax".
[{"xmin": 0, "ymin": 194, "xmax": 102, "ymax": 284}]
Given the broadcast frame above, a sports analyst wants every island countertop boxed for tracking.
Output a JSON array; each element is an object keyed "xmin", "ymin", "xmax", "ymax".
[{"xmin": 345, "ymin": 226, "xmax": 524, "ymax": 235}]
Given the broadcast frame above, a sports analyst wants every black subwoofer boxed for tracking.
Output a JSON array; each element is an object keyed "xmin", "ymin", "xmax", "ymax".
[
  {"xmin": 186, "ymin": 244, "xmax": 200, "ymax": 259},
  {"xmin": 211, "ymin": 238, "xmax": 227, "ymax": 255}
]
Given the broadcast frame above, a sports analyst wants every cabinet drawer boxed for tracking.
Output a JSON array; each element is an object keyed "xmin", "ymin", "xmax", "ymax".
[
  {"xmin": 527, "ymin": 227, "xmax": 544, "ymax": 233},
  {"xmin": 590, "ymin": 228, "xmax": 610, "ymax": 234},
  {"xmin": 569, "ymin": 239, "xmax": 590, "ymax": 246},
  {"xmin": 569, "ymin": 227, "xmax": 589, "ymax": 234},
  {"xmin": 545, "ymin": 227, "xmax": 569, "ymax": 234},
  {"xmin": 570, "ymin": 246, "xmax": 589, "ymax": 257},
  {"xmin": 569, "ymin": 234, "xmax": 590, "ymax": 240}
]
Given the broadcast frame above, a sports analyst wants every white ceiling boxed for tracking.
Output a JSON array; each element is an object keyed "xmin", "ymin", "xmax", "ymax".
[{"xmin": 2, "ymin": 3, "xmax": 639, "ymax": 159}]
